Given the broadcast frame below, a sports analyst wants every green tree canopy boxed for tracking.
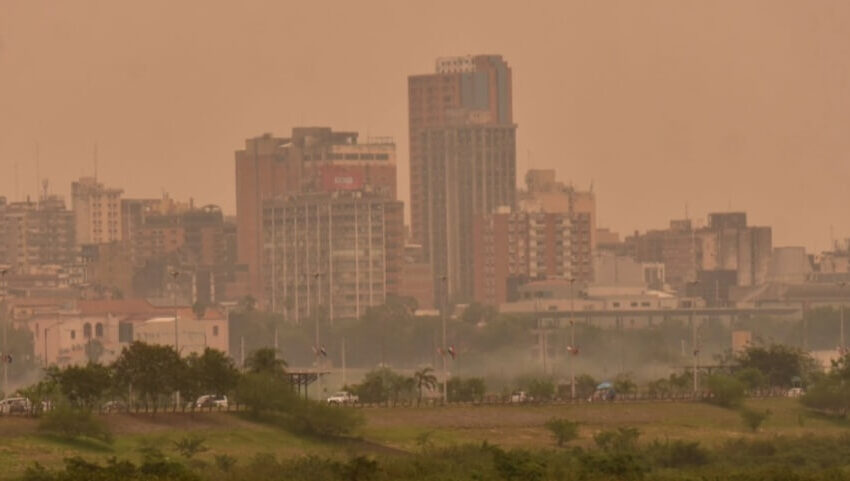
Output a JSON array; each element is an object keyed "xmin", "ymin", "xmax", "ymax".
[{"xmin": 112, "ymin": 342, "xmax": 184, "ymax": 412}]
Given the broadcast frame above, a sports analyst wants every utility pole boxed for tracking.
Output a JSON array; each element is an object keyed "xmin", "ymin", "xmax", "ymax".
[
  {"xmin": 313, "ymin": 272, "xmax": 323, "ymax": 369},
  {"xmin": 170, "ymin": 270, "xmax": 180, "ymax": 354},
  {"xmin": 1, "ymin": 269, "xmax": 8, "ymax": 396},
  {"xmin": 341, "ymin": 337, "xmax": 347, "ymax": 387},
  {"xmin": 688, "ymin": 281, "xmax": 700, "ymax": 395},
  {"xmin": 837, "ymin": 282, "xmax": 847, "ymax": 354},
  {"xmin": 440, "ymin": 276, "xmax": 448, "ymax": 404},
  {"xmin": 569, "ymin": 278, "xmax": 576, "ymax": 400}
]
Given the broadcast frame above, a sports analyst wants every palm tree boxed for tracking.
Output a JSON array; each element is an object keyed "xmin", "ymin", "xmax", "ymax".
[
  {"xmin": 244, "ymin": 348, "xmax": 287, "ymax": 377},
  {"xmin": 414, "ymin": 367, "xmax": 438, "ymax": 406}
]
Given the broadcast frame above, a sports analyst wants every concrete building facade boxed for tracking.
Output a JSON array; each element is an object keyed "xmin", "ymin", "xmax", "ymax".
[
  {"xmin": 236, "ymin": 128, "xmax": 397, "ymax": 302},
  {"xmin": 262, "ymin": 191, "xmax": 403, "ymax": 322},
  {"xmin": 518, "ymin": 169, "xmax": 596, "ymax": 282},
  {"xmin": 0, "ymin": 196, "xmax": 76, "ymax": 271},
  {"xmin": 71, "ymin": 177, "xmax": 123, "ymax": 245},
  {"xmin": 472, "ymin": 210, "xmax": 573, "ymax": 306},
  {"xmin": 408, "ymin": 55, "xmax": 516, "ymax": 305}
]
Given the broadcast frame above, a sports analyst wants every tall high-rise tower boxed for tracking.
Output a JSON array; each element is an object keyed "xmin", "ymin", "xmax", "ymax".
[{"xmin": 408, "ymin": 55, "xmax": 516, "ymax": 303}]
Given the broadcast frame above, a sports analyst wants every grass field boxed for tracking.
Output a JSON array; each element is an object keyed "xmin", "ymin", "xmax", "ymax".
[{"xmin": 0, "ymin": 398, "xmax": 844, "ymax": 479}]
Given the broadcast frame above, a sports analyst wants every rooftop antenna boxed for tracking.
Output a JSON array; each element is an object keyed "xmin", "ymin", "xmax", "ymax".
[
  {"xmin": 13, "ymin": 162, "xmax": 19, "ymax": 202},
  {"xmin": 35, "ymin": 141, "xmax": 40, "ymax": 200},
  {"xmin": 93, "ymin": 142, "xmax": 98, "ymax": 180}
]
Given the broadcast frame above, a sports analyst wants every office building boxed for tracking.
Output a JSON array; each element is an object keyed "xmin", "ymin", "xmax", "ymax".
[
  {"xmin": 71, "ymin": 177, "xmax": 123, "ymax": 245},
  {"xmin": 236, "ymin": 128, "xmax": 397, "ymax": 302},
  {"xmin": 408, "ymin": 55, "xmax": 516, "ymax": 303},
  {"xmin": 262, "ymin": 190, "xmax": 403, "ymax": 322}
]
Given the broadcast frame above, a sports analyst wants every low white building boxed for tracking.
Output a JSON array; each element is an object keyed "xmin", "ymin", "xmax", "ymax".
[{"xmin": 25, "ymin": 299, "xmax": 229, "ymax": 367}]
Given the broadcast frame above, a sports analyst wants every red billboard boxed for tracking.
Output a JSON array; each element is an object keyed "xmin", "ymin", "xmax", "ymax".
[{"xmin": 322, "ymin": 166, "xmax": 364, "ymax": 192}]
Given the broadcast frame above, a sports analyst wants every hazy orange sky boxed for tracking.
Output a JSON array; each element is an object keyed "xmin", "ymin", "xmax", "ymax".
[{"xmin": 1, "ymin": 0, "xmax": 848, "ymax": 251}]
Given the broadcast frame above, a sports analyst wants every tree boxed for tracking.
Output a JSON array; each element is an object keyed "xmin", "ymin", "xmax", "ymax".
[
  {"xmin": 190, "ymin": 348, "xmax": 240, "ymax": 397},
  {"xmin": 192, "ymin": 301, "xmax": 207, "ymax": 320},
  {"xmin": 735, "ymin": 367, "xmax": 767, "ymax": 391},
  {"xmin": 447, "ymin": 377, "xmax": 486, "ymax": 402},
  {"xmin": 112, "ymin": 342, "xmax": 184, "ymax": 412},
  {"xmin": 244, "ymin": 348, "xmax": 287, "ymax": 377},
  {"xmin": 17, "ymin": 377, "xmax": 58, "ymax": 417},
  {"xmin": 84, "ymin": 339, "xmax": 105, "ymax": 364},
  {"xmin": 801, "ymin": 353, "xmax": 850, "ymax": 416},
  {"xmin": 350, "ymin": 367, "xmax": 409, "ymax": 404},
  {"xmin": 52, "ymin": 363, "xmax": 112, "ymax": 411},
  {"xmin": 235, "ymin": 371, "xmax": 295, "ymax": 417},
  {"xmin": 737, "ymin": 344, "xmax": 818, "ymax": 388},
  {"xmin": 544, "ymin": 418, "xmax": 580, "ymax": 447},
  {"xmin": 614, "ymin": 374, "xmax": 637, "ymax": 397},
  {"xmin": 705, "ymin": 374, "xmax": 745, "ymax": 408},
  {"xmin": 575, "ymin": 374, "xmax": 597, "ymax": 399},
  {"xmin": 526, "ymin": 378, "xmax": 555, "ymax": 401},
  {"xmin": 413, "ymin": 367, "xmax": 438, "ymax": 405},
  {"xmin": 388, "ymin": 375, "xmax": 415, "ymax": 406}
]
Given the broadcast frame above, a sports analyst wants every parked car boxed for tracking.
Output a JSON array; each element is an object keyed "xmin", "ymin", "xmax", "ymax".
[
  {"xmin": 786, "ymin": 387, "xmax": 805, "ymax": 398},
  {"xmin": 326, "ymin": 391, "xmax": 359, "ymax": 405},
  {"xmin": 0, "ymin": 397, "xmax": 31, "ymax": 414},
  {"xmin": 195, "ymin": 394, "xmax": 228, "ymax": 409},
  {"xmin": 509, "ymin": 391, "xmax": 529, "ymax": 403},
  {"xmin": 102, "ymin": 400, "xmax": 127, "ymax": 413}
]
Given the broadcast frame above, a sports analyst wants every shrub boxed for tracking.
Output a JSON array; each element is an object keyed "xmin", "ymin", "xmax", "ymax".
[
  {"xmin": 38, "ymin": 404, "xmax": 112, "ymax": 443},
  {"xmin": 214, "ymin": 454, "xmax": 237, "ymax": 473},
  {"xmin": 735, "ymin": 367, "xmax": 767, "ymax": 390},
  {"xmin": 526, "ymin": 378, "xmax": 555, "ymax": 401},
  {"xmin": 173, "ymin": 435, "xmax": 209, "ymax": 459},
  {"xmin": 284, "ymin": 400, "xmax": 364, "ymax": 437},
  {"xmin": 740, "ymin": 408, "xmax": 771, "ymax": 433},
  {"xmin": 706, "ymin": 374, "xmax": 745, "ymax": 407},
  {"xmin": 594, "ymin": 427, "xmax": 641, "ymax": 452},
  {"xmin": 544, "ymin": 418, "xmax": 579, "ymax": 447},
  {"xmin": 647, "ymin": 439, "xmax": 710, "ymax": 468},
  {"xmin": 447, "ymin": 377, "xmax": 486, "ymax": 402}
]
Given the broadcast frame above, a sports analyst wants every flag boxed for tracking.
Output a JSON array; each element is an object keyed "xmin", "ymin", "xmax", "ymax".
[
  {"xmin": 320, "ymin": 345, "xmax": 327, "ymax": 357},
  {"xmin": 567, "ymin": 345, "xmax": 579, "ymax": 356},
  {"xmin": 447, "ymin": 346, "xmax": 456, "ymax": 360}
]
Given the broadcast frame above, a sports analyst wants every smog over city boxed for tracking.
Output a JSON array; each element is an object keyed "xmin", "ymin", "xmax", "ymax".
[{"xmin": 0, "ymin": 2, "xmax": 848, "ymax": 480}]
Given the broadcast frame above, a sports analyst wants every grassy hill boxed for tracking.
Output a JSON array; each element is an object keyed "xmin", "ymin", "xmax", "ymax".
[{"xmin": 0, "ymin": 398, "xmax": 843, "ymax": 479}]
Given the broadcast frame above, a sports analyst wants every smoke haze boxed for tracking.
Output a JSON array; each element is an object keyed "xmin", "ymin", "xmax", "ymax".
[{"xmin": 1, "ymin": 0, "xmax": 848, "ymax": 250}]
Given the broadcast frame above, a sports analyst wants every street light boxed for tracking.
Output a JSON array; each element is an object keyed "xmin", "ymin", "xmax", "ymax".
[
  {"xmin": 1, "ymin": 268, "xmax": 8, "ymax": 395},
  {"xmin": 169, "ymin": 270, "xmax": 181, "ymax": 353},
  {"xmin": 838, "ymin": 282, "xmax": 847, "ymax": 354},
  {"xmin": 687, "ymin": 280, "xmax": 700, "ymax": 395}
]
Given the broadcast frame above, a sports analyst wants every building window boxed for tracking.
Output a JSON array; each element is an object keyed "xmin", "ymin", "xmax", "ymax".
[
  {"xmin": 213, "ymin": 326, "xmax": 219, "ymax": 337},
  {"xmin": 95, "ymin": 323, "xmax": 104, "ymax": 337},
  {"xmin": 83, "ymin": 323, "xmax": 92, "ymax": 339},
  {"xmin": 70, "ymin": 330, "xmax": 76, "ymax": 340}
]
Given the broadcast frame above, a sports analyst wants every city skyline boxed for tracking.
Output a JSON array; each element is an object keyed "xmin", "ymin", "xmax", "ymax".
[{"xmin": 1, "ymin": 1, "xmax": 849, "ymax": 252}]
